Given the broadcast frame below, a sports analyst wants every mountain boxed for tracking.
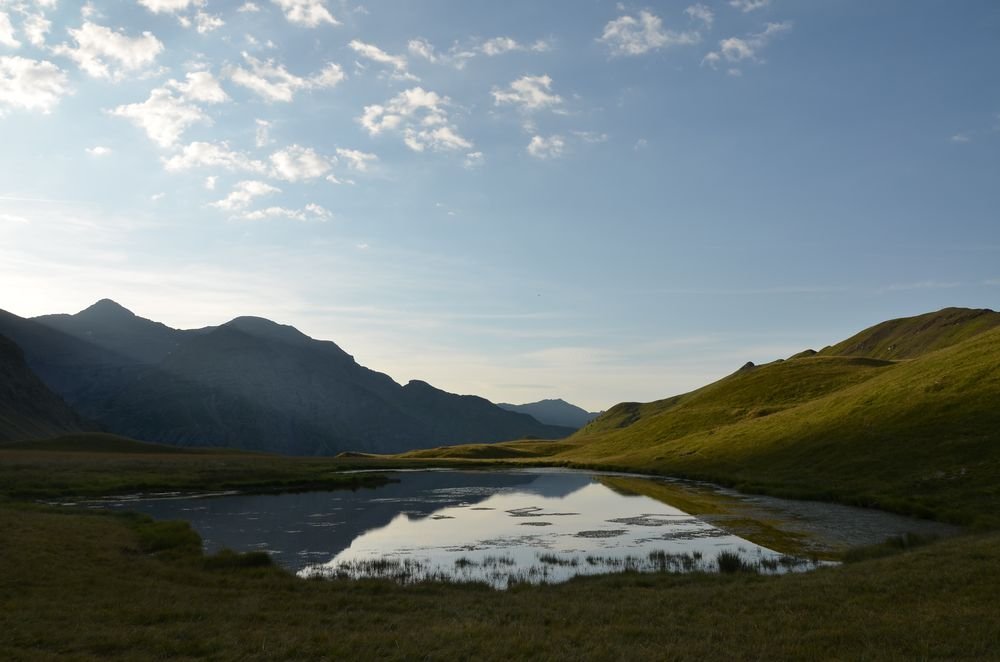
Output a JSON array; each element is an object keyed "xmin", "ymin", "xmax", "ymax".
[
  {"xmin": 0, "ymin": 334, "xmax": 93, "ymax": 442},
  {"xmin": 403, "ymin": 307, "xmax": 1000, "ymax": 528},
  {"xmin": 33, "ymin": 298, "xmax": 191, "ymax": 364},
  {"xmin": 0, "ymin": 301, "xmax": 572, "ymax": 454},
  {"xmin": 498, "ymin": 399, "xmax": 601, "ymax": 429}
]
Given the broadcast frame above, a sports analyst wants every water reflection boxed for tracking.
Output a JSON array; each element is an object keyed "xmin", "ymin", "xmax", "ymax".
[
  {"xmin": 299, "ymin": 475, "xmax": 805, "ymax": 587},
  {"xmin": 99, "ymin": 470, "xmax": 814, "ymax": 587}
]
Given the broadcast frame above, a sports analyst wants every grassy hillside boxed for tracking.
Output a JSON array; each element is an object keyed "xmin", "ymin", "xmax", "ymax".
[
  {"xmin": 402, "ymin": 309, "xmax": 1000, "ymax": 528},
  {"xmin": 819, "ymin": 306, "xmax": 1000, "ymax": 359}
]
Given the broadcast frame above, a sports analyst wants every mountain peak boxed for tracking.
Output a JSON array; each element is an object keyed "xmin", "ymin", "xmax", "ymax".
[{"xmin": 77, "ymin": 299, "xmax": 136, "ymax": 320}]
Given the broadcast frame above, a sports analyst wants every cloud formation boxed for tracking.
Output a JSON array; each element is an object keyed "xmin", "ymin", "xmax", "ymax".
[
  {"xmin": 360, "ymin": 87, "xmax": 472, "ymax": 152},
  {"xmin": 527, "ymin": 134, "xmax": 564, "ymax": 159},
  {"xmin": 492, "ymin": 74, "xmax": 562, "ymax": 112},
  {"xmin": 227, "ymin": 52, "xmax": 343, "ymax": 102},
  {"xmin": 211, "ymin": 179, "xmax": 280, "ymax": 210},
  {"xmin": 163, "ymin": 141, "xmax": 267, "ymax": 173},
  {"xmin": 53, "ymin": 21, "xmax": 163, "ymax": 80},
  {"xmin": 269, "ymin": 144, "xmax": 333, "ymax": 181},
  {"xmin": 109, "ymin": 88, "xmax": 207, "ymax": 147},
  {"xmin": 703, "ymin": 21, "xmax": 792, "ymax": 71},
  {"xmin": 0, "ymin": 56, "xmax": 70, "ymax": 115},
  {"xmin": 599, "ymin": 10, "xmax": 700, "ymax": 56},
  {"xmin": 271, "ymin": 0, "xmax": 338, "ymax": 27}
]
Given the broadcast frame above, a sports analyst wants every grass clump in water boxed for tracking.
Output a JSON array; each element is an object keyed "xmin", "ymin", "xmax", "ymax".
[{"xmin": 716, "ymin": 550, "xmax": 758, "ymax": 574}]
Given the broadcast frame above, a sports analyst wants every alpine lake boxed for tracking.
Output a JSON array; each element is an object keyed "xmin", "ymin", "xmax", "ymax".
[{"xmin": 83, "ymin": 469, "xmax": 958, "ymax": 589}]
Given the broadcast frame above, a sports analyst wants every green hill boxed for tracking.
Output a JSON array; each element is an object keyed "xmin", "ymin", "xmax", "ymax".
[
  {"xmin": 402, "ymin": 308, "xmax": 1000, "ymax": 527},
  {"xmin": 818, "ymin": 307, "xmax": 1000, "ymax": 360}
]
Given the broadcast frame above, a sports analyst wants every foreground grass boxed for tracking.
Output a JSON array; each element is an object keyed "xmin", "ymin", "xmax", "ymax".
[{"xmin": 1, "ymin": 501, "xmax": 998, "ymax": 660}]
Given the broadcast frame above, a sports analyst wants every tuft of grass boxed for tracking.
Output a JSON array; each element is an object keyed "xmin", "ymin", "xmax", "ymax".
[
  {"xmin": 716, "ymin": 550, "xmax": 757, "ymax": 574},
  {"xmin": 203, "ymin": 549, "xmax": 275, "ymax": 570}
]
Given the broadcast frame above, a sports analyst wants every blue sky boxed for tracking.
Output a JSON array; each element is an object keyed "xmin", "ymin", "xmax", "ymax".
[{"xmin": 1, "ymin": 0, "xmax": 998, "ymax": 410}]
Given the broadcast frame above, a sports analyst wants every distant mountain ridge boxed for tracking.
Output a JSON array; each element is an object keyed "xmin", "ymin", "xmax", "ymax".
[
  {"xmin": 498, "ymin": 399, "xmax": 601, "ymax": 429},
  {"xmin": 0, "ymin": 301, "xmax": 572, "ymax": 454}
]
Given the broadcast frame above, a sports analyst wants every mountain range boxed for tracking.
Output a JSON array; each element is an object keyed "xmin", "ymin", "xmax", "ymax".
[
  {"xmin": 498, "ymin": 399, "xmax": 601, "ymax": 429},
  {"xmin": 0, "ymin": 300, "xmax": 573, "ymax": 454}
]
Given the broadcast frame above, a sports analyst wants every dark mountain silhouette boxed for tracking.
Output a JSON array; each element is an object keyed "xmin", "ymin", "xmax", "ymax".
[
  {"xmin": 498, "ymin": 398, "xmax": 601, "ymax": 429},
  {"xmin": 0, "ymin": 301, "xmax": 572, "ymax": 453},
  {"xmin": 0, "ymin": 334, "xmax": 94, "ymax": 442}
]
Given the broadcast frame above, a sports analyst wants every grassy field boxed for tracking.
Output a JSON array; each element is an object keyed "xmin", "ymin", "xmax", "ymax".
[{"xmin": 0, "ymin": 434, "xmax": 392, "ymax": 499}]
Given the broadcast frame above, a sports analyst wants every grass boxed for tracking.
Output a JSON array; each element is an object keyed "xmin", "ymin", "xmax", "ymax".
[
  {"xmin": 1, "ymin": 500, "xmax": 998, "ymax": 660},
  {"xmin": 0, "ymin": 433, "xmax": 393, "ymax": 499}
]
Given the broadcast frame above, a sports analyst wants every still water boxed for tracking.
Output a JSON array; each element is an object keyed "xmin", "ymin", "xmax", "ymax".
[{"xmin": 99, "ymin": 469, "xmax": 831, "ymax": 587}]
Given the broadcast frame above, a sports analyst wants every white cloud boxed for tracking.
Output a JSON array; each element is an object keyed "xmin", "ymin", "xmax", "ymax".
[
  {"xmin": 729, "ymin": 0, "xmax": 770, "ymax": 12},
  {"xmin": 492, "ymin": 74, "xmax": 562, "ymax": 112},
  {"xmin": 194, "ymin": 11, "xmax": 224, "ymax": 34},
  {"xmin": 109, "ymin": 88, "xmax": 207, "ymax": 147},
  {"xmin": 138, "ymin": 0, "xmax": 200, "ymax": 13},
  {"xmin": 349, "ymin": 39, "xmax": 413, "ymax": 80},
  {"xmin": 204, "ymin": 175, "xmax": 217, "ymax": 189},
  {"xmin": 255, "ymin": 118, "xmax": 272, "ymax": 147},
  {"xmin": 150, "ymin": 192, "xmax": 165, "ymax": 201},
  {"xmin": 403, "ymin": 125, "xmax": 471, "ymax": 152},
  {"xmin": 53, "ymin": 21, "xmax": 164, "ymax": 80},
  {"xmin": 269, "ymin": 144, "xmax": 332, "ymax": 181},
  {"xmin": 480, "ymin": 36, "xmax": 551, "ymax": 56},
  {"xmin": 463, "ymin": 151, "xmax": 484, "ymax": 168},
  {"xmin": 0, "ymin": 55, "xmax": 70, "ymax": 115},
  {"xmin": 359, "ymin": 86, "xmax": 472, "ymax": 153},
  {"xmin": 0, "ymin": 11, "xmax": 20, "ymax": 48},
  {"xmin": 703, "ymin": 21, "xmax": 792, "ymax": 69},
  {"xmin": 168, "ymin": 70, "xmax": 228, "ymax": 103},
  {"xmin": 527, "ymin": 134, "xmax": 564, "ymax": 159},
  {"xmin": 685, "ymin": 4, "xmax": 714, "ymax": 28},
  {"xmin": 408, "ymin": 36, "xmax": 552, "ymax": 69},
  {"xmin": 239, "ymin": 203, "xmax": 330, "ymax": 221},
  {"xmin": 163, "ymin": 141, "xmax": 267, "ymax": 173},
  {"xmin": 211, "ymin": 179, "xmax": 280, "ymax": 210},
  {"xmin": 271, "ymin": 0, "xmax": 338, "ymax": 27},
  {"xmin": 227, "ymin": 52, "xmax": 342, "ymax": 102},
  {"xmin": 599, "ymin": 10, "xmax": 700, "ymax": 56},
  {"xmin": 238, "ymin": 2, "xmax": 261, "ymax": 12},
  {"xmin": 951, "ymin": 133, "xmax": 971, "ymax": 144},
  {"xmin": 407, "ymin": 38, "xmax": 438, "ymax": 63},
  {"xmin": 336, "ymin": 147, "xmax": 377, "ymax": 172},
  {"xmin": 22, "ymin": 13, "xmax": 51, "ymax": 47},
  {"xmin": 85, "ymin": 145, "xmax": 111, "ymax": 156}
]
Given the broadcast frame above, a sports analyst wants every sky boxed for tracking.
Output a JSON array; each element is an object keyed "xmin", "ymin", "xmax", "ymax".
[{"xmin": 1, "ymin": 0, "xmax": 998, "ymax": 411}]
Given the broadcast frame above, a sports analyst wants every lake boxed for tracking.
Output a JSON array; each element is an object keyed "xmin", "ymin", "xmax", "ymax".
[{"xmin": 92, "ymin": 469, "xmax": 957, "ymax": 588}]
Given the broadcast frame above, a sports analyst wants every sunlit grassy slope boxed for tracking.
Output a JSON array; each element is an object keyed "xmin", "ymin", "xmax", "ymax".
[{"xmin": 401, "ymin": 309, "xmax": 1000, "ymax": 527}]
